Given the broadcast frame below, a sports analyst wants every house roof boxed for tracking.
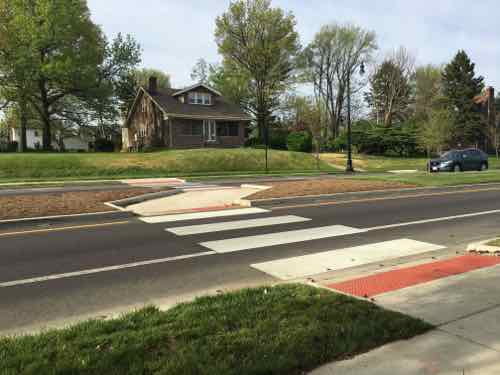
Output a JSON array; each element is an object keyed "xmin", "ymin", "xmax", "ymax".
[
  {"xmin": 172, "ymin": 83, "xmax": 222, "ymax": 97},
  {"xmin": 146, "ymin": 87, "xmax": 251, "ymax": 121}
]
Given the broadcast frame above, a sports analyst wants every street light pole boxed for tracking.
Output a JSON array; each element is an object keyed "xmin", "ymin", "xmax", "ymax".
[
  {"xmin": 345, "ymin": 62, "xmax": 365, "ymax": 174},
  {"xmin": 345, "ymin": 73, "xmax": 354, "ymax": 173}
]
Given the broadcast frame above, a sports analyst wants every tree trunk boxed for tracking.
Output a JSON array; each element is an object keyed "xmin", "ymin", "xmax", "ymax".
[
  {"xmin": 41, "ymin": 115, "xmax": 51, "ymax": 150},
  {"xmin": 38, "ymin": 79, "xmax": 52, "ymax": 150},
  {"xmin": 18, "ymin": 98, "xmax": 28, "ymax": 153}
]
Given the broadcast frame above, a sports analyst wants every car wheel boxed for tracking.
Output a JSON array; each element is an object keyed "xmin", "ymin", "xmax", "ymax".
[
  {"xmin": 454, "ymin": 164, "xmax": 461, "ymax": 172},
  {"xmin": 480, "ymin": 162, "xmax": 488, "ymax": 171}
]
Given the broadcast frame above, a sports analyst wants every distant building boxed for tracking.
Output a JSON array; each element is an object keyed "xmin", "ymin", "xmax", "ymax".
[
  {"xmin": 122, "ymin": 77, "xmax": 251, "ymax": 151},
  {"xmin": 9, "ymin": 127, "xmax": 92, "ymax": 151},
  {"xmin": 474, "ymin": 86, "xmax": 497, "ymax": 151}
]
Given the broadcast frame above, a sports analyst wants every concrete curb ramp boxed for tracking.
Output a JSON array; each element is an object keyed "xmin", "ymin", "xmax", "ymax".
[
  {"xmin": 467, "ymin": 238, "xmax": 500, "ymax": 254},
  {"xmin": 125, "ymin": 184, "xmax": 270, "ymax": 217}
]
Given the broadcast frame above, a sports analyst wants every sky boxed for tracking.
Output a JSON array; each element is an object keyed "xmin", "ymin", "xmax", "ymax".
[{"xmin": 87, "ymin": 0, "xmax": 500, "ymax": 91}]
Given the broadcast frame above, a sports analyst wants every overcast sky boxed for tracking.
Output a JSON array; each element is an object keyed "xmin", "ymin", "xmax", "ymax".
[{"xmin": 87, "ymin": 0, "xmax": 500, "ymax": 91}]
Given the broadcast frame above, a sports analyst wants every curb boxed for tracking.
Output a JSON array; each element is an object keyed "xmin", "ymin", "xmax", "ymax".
[
  {"xmin": 467, "ymin": 239, "xmax": 500, "ymax": 254},
  {"xmin": 247, "ymin": 182, "xmax": 500, "ymax": 205},
  {"xmin": 0, "ymin": 211, "xmax": 134, "ymax": 230},
  {"xmin": 108, "ymin": 189, "xmax": 182, "ymax": 208}
]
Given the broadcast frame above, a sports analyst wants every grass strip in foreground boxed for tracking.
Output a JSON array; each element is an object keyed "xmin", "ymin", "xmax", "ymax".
[{"xmin": 0, "ymin": 284, "xmax": 432, "ymax": 375}]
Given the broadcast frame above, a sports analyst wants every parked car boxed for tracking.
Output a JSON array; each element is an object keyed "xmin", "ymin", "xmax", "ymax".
[{"xmin": 428, "ymin": 149, "xmax": 489, "ymax": 172}]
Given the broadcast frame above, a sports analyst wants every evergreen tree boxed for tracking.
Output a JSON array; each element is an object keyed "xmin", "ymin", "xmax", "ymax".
[{"xmin": 442, "ymin": 50, "xmax": 484, "ymax": 147}]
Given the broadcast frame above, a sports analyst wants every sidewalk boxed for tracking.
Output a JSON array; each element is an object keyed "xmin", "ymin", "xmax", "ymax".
[{"xmin": 310, "ymin": 254, "xmax": 500, "ymax": 374}]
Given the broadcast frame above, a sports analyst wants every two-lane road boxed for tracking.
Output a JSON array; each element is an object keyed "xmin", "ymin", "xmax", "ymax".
[{"xmin": 2, "ymin": 186, "xmax": 500, "ymax": 335}]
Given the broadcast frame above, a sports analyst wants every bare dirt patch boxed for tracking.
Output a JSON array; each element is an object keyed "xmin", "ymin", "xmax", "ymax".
[
  {"xmin": 0, "ymin": 188, "xmax": 156, "ymax": 220},
  {"xmin": 247, "ymin": 178, "xmax": 415, "ymax": 200}
]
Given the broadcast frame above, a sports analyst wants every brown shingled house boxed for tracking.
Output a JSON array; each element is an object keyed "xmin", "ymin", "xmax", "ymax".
[
  {"xmin": 473, "ymin": 86, "xmax": 497, "ymax": 151},
  {"xmin": 122, "ymin": 77, "xmax": 252, "ymax": 151},
  {"xmin": 474, "ymin": 86, "xmax": 496, "ymax": 128}
]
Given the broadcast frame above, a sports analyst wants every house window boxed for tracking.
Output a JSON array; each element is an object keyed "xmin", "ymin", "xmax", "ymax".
[
  {"xmin": 216, "ymin": 122, "xmax": 239, "ymax": 137},
  {"xmin": 34, "ymin": 131, "xmax": 39, "ymax": 137},
  {"xmin": 188, "ymin": 92, "xmax": 211, "ymax": 105},
  {"xmin": 181, "ymin": 120, "xmax": 203, "ymax": 136}
]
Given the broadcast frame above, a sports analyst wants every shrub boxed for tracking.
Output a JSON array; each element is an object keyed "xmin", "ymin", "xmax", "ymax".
[
  {"xmin": 269, "ymin": 129, "xmax": 288, "ymax": 150},
  {"xmin": 350, "ymin": 120, "xmax": 419, "ymax": 156},
  {"xmin": 7, "ymin": 141, "xmax": 18, "ymax": 152},
  {"xmin": 287, "ymin": 131, "xmax": 312, "ymax": 153},
  {"xmin": 93, "ymin": 138, "xmax": 115, "ymax": 152}
]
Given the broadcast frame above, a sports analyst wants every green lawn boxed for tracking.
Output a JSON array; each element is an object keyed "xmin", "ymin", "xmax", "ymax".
[
  {"xmin": 0, "ymin": 285, "xmax": 431, "ymax": 375},
  {"xmin": 320, "ymin": 153, "xmax": 429, "ymax": 172},
  {"xmin": 351, "ymin": 170, "xmax": 500, "ymax": 187},
  {"xmin": 322, "ymin": 153, "xmax": 500, "ymax": 172},
  {"xmin": 0, "ymin": 149, "xmax": 335, "ymax": 182}
]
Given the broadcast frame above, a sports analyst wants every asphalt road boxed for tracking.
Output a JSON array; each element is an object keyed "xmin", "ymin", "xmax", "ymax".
[{"xmin": 2, "ymin": 186, "xmax": 500, "ymax": 335}]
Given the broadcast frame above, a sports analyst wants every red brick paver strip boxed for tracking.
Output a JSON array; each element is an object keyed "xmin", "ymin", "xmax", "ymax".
[{"xmin": 327, "ymin": 255, "xmax": 500, "ymax": 298}]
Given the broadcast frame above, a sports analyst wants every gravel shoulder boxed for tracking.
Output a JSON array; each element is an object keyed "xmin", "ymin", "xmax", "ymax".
[
  {"xmin": 0, "ymin": 188, "xmax": 158, "ymax": 220},
  {"xmin": 247, "ymin": 178, "xmax": 415, "ymax": 200}
]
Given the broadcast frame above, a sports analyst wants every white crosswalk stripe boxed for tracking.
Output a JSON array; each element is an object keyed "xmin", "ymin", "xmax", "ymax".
[
  {"xmin": 200, "ymin": 225, "xmax": 367, "ymax": 253},
  {"xmin": 251, "ymin": 239, "xmax": 445, "ymax": 280},
  {"xmin": 167, "ymin": 215, "xmax": 310, "ymax": 236},
  {"xmin": 139, "ymin": 207, "xmax": 269, "ymax": 224}
]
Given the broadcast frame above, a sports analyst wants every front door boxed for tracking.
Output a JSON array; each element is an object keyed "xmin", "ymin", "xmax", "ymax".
[{"xmin": 203, "ymin": 120, "xmax": 216, "ymax": 143}]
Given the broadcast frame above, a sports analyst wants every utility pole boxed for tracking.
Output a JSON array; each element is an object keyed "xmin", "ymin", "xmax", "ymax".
[
  {"xmin": 346, "ymin": 74, "xmax": 354, "ymax": 173},
  {"xmin": 264, "ymin": 119, "xmax": 269, "ymax": 174},
  {"xmin": 345, "ymin": 62, "xmax": 365, "ymax": 173}
]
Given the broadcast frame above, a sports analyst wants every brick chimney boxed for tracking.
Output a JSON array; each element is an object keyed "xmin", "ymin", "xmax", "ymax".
[
  {"xmin": 149, "ymin": 76, "xmax": 158, "ymax": 94},
  {"xmin": 486, "ymin": 86, "xmax": 494, "ymax": 101}
]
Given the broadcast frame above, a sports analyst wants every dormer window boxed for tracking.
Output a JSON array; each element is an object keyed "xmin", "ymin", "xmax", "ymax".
[{"xmin": 188, "ymin": 92, "xmax": 211, "ymax": 105}]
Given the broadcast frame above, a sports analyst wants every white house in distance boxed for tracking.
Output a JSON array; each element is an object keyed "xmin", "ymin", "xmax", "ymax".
[{"xmin": 10, "ymin": 128, "xmax": 91, "ymax": 151}]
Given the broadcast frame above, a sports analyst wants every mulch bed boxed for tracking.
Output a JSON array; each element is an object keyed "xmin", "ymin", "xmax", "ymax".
[
  {"xmin": 0, "ymin": 188, "xmax": 156, "ymax": 220},
  {"xmin": 248, "ymin": 178, "xmax": 415, "ymax": 200}
]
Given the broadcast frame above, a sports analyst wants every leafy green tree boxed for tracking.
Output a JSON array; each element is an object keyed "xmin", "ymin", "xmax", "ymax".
[
  {"xmin": 208, "ymin": 61, "xmax": 252, "ymax": 109},
  {"xmin": 417, "ymin": 108, "xmax": 453, "ymax": 156},
  {"xmin": 442, "ymin": 50, "xmax": 484, "ymax": 147},
  {"xmin": 134, "ymin": 68, "xmax": 171, "ymax": 90},
  {"xmin": 415, "ymin": 64, "xmax": 443, "ymax": 121},
  {"xmin": 0, "ymin": 0, "xmax": 141, "ymax": 150},
  {"xmin": 0, "ymin": 0, "xmax": 38, "ymax": 151},
  {"xmin": 116, "ymin": 67, "xmax": 169, "ymax": 119},
  {"xmin": 215, "ymin": 0, "xmax": 300, "ymax": 143}
]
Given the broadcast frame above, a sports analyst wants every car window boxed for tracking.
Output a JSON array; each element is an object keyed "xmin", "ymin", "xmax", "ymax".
[{"xmin": 442, "ymin": 151, "xmax": 455, "ymax": 159}]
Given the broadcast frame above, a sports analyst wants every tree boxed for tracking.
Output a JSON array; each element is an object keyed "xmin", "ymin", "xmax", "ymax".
[
  {"xmin": 0, "ymin": 116, "xmax": 9, "ymax": 150},
  {"xmin": 301, "ymin": 23, "xmax": 377, "ymax": 138},
  {"xmin": 215, "ymin": 0, "xmax": 300, "ymax": 143},
  {"xmin": 134, "ymin": 68, "xmax": 170, "ymax": 90},
  {"xmin": 0, "ymin": 0, "xmax": 141, "ymax": 150},
  {"xmin": 208, "ymin": 61, "xmax": 252, "ymax": 110},
  {"xmin": 0, "ymin": 0, "xmax": 37, "ymax": 151},
  {"xmin": 191, "ymin": 58, "xmax": 210, "ymax": 83},
  {"xmin": 415, "ymin": 64, "xmax": 442, "ymax": 121},
  {"xmin": 366, "ymin": 47, "xmax": 414, "ymax": 127},
  {"xmin": 442, "ymin": 50, "xmax": 484, "ymax": 147},
  {"xmin": 116, "ymin": 67, "xmax": 169, "ymax": 119},
  {"xmin": 417, "ymin": 108, "xmax": 453, "ymax": 156}
]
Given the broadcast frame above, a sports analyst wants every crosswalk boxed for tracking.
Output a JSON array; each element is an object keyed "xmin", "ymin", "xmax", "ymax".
[
  {"xmin": 167, "ymin": 215, "xmax": 310, "ymax": 236},
  {"xmin": 141, "ymin": 208, "xmax": 447, "ymax": 281}
]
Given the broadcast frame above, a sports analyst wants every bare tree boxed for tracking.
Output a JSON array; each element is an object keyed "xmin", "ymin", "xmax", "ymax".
[
  {"xmin": 302, "ymin": 23, "xmax": 376, "ymax": 138},
  {"xmin": 367, "ymin": 47, "xmax": 415, "ymax": 126}
]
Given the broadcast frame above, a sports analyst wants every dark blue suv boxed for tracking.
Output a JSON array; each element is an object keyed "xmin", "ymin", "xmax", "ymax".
[{"xmin": 428, "ymin": 149, "xmax": 489, "ymax": 172}]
